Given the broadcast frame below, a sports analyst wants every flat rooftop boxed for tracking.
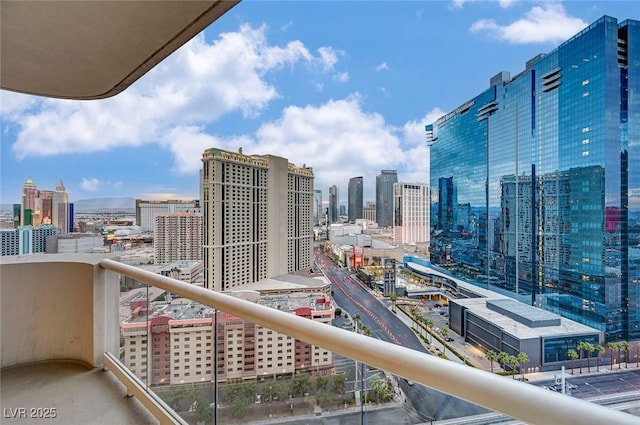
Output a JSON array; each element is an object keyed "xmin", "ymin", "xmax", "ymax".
[
  {"xmin": 453, "ymin": 297, "xmax": 600, "ymax": 339},
  {"xmin": 237, "ymin": 273, "xmax": 330, "ymax": 293}
]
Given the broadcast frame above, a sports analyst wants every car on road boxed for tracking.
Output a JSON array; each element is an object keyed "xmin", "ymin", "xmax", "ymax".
[{"xmin": 445, "ymin": 337, "xmax": 454, "ymax": 342}]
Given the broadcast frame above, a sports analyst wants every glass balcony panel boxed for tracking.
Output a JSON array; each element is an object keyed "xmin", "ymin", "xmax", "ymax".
[{"xmin": 116, "ymin": 276, "xmax": 494, "ymax": 425}]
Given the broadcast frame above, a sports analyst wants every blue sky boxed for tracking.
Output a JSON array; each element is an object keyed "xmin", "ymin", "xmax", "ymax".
[{"xmin": 1, "ymin": 1, "xmax": 636, "ymax": 206}]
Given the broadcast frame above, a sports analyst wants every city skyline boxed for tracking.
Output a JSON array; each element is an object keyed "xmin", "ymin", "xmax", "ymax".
[{"xmin": 1, "ymin": 1, "xmax": 635, "ymax": 205}]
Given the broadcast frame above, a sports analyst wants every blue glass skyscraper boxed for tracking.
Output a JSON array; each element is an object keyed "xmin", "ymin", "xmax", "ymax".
[{"xmin": 428, "ymin": 16, "xmax": 639, "ymax": 341}]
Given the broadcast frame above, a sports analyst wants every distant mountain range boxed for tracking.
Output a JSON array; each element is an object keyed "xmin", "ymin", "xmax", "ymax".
[
  {"xmin": 0, "ymin": 197, "xmax": 137, "ymax": 212},
  {"xmin": 72, "ymin": 197, "xmax": 136, "ymax": 211}
]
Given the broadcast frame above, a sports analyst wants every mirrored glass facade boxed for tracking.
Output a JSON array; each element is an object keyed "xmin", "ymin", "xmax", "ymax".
[{"xmin": 429, "ymin": 16, "xmax": 640, "ymax": 341}]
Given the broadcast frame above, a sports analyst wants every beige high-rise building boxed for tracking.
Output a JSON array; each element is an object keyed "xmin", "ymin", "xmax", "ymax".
[
  {"xmin": 393, "ymin": 182, "xmax": 430, "ymax": 245},
  {"xmin": 201, "ymin": 148, "xmax": 314, "ymax": 291},
  {"xmin": 153, "ymin": 212, "xmax": 203, "ymax": 264}
]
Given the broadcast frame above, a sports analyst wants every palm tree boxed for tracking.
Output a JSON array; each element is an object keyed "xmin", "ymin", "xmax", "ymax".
[
  {"xmin": 608, "ymin": 342, "xmax": 620, "ymax": 370},
  {"xmin": 517, "ymin": 352, "xmax": 529, "ymax": 381},
  {"xmin": 486, "ymin": 350, "xmax": 497, "ymax": 374},
  {"xmin": 584, "ymin": 342, "xmax": 595, "ymax": 373},
  {"xmin": 497, "ymin": 351, "xmax": 508, "ymax": 372},
  {"xmin": 621, "ymin": 341, "xmax": 632, "ymax": 368},
  {"xmin": 567, "ymin": 349, "xmax": 578, "ymax": 374},
  {"xmin": 423, "ymin": 317, "xmax": 434, "ymax": 343},
  {"xmin": 507, "ymin": 355, "xmax": 519, "ymax": 379},
  {"xmin": 441, "ymin": 326, "xmax": 449, "ymax": 340},
  {"xmin": 577, "ymin": 341, "xmax": 587, "ymax": 374},
  {"xmin": 594, "ymin": 345, "xmax": 605, "ymax": 372}
]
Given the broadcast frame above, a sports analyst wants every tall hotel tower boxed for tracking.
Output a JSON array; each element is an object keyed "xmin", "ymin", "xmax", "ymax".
[
  {"xmin": 428, "ymin": 16, "xmax": 639, "ymax": 341},
  {"xmin": 201, "ymin": 148, "xmax": 314, "ymax": 291},
  {"xmin": 393, "ymin": 182, "xmax": 430, "ymax": 245}
]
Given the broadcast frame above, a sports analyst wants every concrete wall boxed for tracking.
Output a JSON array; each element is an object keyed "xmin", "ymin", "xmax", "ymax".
[{"xmin": 0, "ymin": 254, "xmax": 119, "ymax": 368}]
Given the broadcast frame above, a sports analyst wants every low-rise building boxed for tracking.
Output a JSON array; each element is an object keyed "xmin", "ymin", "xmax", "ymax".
[
  {"xmin": 45, "ymin": 233, "xmax": 105, "ymax": 253},
  {"xmin": 120, "ymin": 273, "xmax": 335, "ymax": 385},
  {"xmin": 449, "ymin": 297, "xmax": 602, "ymax": 372},
  {"xmin": 159, "ymin": 260, "xmax": 204, "ymax": 286}
]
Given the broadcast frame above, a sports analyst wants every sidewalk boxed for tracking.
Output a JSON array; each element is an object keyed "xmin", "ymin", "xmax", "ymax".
[
  {"xmin": 245, "ymin": 400, "xmax": 403, "ymax": 425},
  {"xmin": 525, "ymin": 361, "xmax": 640, "ymax": 383}
]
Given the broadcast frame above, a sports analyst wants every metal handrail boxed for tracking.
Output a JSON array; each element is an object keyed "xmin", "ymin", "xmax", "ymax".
[{"xmin": 101, "ymin": 258, "xmax": 638, "ymax": 425}]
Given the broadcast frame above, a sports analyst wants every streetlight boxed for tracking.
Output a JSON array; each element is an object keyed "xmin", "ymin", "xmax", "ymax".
[
  {"xmin": 269, "ymin": 385, "xmax": 273, "ymax": 418},
  {"xmin": 619, "ymin": 377, "xmax": 640, "ymax": 392},
  {"xmin": 585, "ymin": 382, "xmax": 603, "ymax": 401}
]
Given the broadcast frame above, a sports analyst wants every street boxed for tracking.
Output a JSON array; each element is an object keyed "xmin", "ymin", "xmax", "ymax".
[
  {"xmin": 316, "ymin": 247, "xmax": 488, "ymax": 421},
  {"xmin": 535, "ymin": 369, "xmax": 640, "ymax": 400}
]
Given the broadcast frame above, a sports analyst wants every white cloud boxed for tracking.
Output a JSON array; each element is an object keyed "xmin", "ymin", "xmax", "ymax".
[
  {"xmin": 254, "ymin": 95, "xmax": 406, "ymax": 201},
  {"xmin": 399, "ymin": 108, "xmax": 445, "ymax": 185},
  {"xmin": 80, "ymin": 177, "xmax": 101, "ymax": 192},
  {"xmin": 317, "ymin": 46, "xmax": 341, "ymax": 71},
  {"xmin": 375, "ymin": 62, "xmax": 390, "ymax": 72},
  {"xmin": 5, "ymin": 24, "xmax": 338, "ymax": 161},
  {"xmin": 451, "ymin": 0, "xmax": 466, "ymax": 9},
  {"xmin": 498, "ymin": 0, "xmax": 516, "ymax": 8},
  {"xmin": 470, "ymin": 2, "xmax": 587, "ymax": 44},
  {"xmin": 162, "ymin": 95, "xmax": 416, "ymax": 202},
  {"xmin": 332, "ymin": 72, "xmax": 349, "ymax": 83},
  {"xmin": 161, "ymin": 126, "xmax": 254, "ymax": 175},
  {"xmin": 452, "ymin": 0, "xmax": 514, "ymax": 9}
]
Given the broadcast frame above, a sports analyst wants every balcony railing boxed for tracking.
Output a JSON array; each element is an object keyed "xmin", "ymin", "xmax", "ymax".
[{"xmin": 1, "ymin": 255, "xmax": 638, "ymax": 425}]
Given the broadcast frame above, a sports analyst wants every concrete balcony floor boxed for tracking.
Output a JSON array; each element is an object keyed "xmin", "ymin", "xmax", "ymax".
[{"xmin": 1, "ymin": 361, "xmax": 158, "ymax": 424}]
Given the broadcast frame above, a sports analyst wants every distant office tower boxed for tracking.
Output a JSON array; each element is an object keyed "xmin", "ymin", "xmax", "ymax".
[
  {"xmin": 201, "ymin": 147, "xmax": 314, "ymax": 291},
  {"xmin": 314, "ymin": 189, "xmax": 323, "ymax": 226},
  {"xmin": 21, "ymin": 176, "xmax": 38, "ymax": 226},
  {"xmin": 348, "ymin": 176, "xmax": 363, "ymax": 222},
  {"xmin": 363, "ymin": 201, "xmax": 376, "ymax": 222},
  {"xmin": 329, "ymin": 185, "xmax": 339, "ymax": 224},
  {"xmin": 393, "ymin": 182, "xmax": 430, "ymax": 245},
  {"xmin": 428, "ymin": 15, "xmax": 640, "ymax": 341},
  {"xmin": 135, "ymin": 199, "xmax": 200, "ymax": 233},
  {"xmin": 376, "ymin": 170, "xmax": 397, "ymax": 227},
  {"xmin": 339, "ymin": 204, "xmax": 346, "ymax": 217},
  {"xmin": 154, "ymin": 212, "xmax": 203, "ymax": 264}
]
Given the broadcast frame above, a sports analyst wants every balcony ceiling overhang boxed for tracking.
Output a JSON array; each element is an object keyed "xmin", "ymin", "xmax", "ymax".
[{"xmin": 1, "ymin": 0, "xmax": 240, "ymax": 100}]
